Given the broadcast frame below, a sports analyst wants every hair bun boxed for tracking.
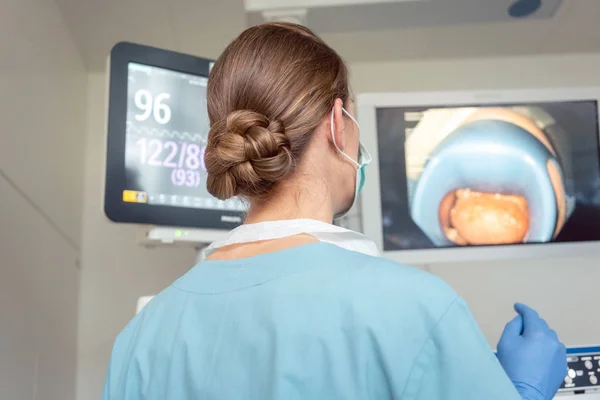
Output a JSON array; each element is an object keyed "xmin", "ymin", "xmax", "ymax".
[{"xmin": 205, "ymin": 110, "xmax": 294, "ymax": 200}]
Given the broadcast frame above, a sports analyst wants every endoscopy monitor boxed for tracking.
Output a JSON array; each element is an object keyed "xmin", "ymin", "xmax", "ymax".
[
  {"xmin": 358, "ymin": 88, "xmax": 600, "ymax": 264},
  {"xmin": 105, "ymin": 42, "xmax": 246, "ymax": 229}
]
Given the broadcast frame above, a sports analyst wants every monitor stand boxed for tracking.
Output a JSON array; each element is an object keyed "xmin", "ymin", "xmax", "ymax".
[
  {"xmin": 138, "ymin": 226, "xmax": 229, "ymax": 248},
  {"xmin": 137, "ymin": 225, "xmax": 232, "ymax": 260}
]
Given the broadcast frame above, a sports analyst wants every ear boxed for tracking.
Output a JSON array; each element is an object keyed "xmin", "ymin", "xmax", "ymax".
[{"xmin": 330, "ymin": 98, "xmax": 346, "ymax": 152}]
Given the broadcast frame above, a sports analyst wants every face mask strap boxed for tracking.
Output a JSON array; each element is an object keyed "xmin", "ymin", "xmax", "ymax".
[
  {"xmin": 330, "ymin": 107, "xmax": 360, "ymax": 168},
  {"xmin": 342, "ymin": 108, "xmax": 360, "ymax": 127}
]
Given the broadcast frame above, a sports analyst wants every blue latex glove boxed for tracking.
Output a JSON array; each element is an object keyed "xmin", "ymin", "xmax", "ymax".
[{"xmin": 497, "ymin": 303, "xmax": 567, "ymax": 400}]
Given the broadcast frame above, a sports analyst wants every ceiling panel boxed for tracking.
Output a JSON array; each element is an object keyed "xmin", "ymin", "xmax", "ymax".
[
  {"xmin": 273, "ymin": 0, "xmax": 563, "ymax": 34},
  {"xmin": 52, "ymin": 0, "xmax": 600, "ymax": 71}
]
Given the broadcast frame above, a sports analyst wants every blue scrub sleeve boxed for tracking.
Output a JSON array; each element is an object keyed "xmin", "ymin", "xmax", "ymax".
[
  {"xmin": 101, "ymin": 317, "xmax": 141, "ymax": 400},
  {"xmin": 101, "ymin": 368, "xmax": 110, "ymax": 400},
  {"xmin": 402, "ymin": 298, "xmax": 523, "ymax": 400}
]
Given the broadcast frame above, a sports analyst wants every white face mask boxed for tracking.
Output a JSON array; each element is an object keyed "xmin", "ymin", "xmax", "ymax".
[{"xmin": 330, "ymin": 107, "xmax": 372, "ymax": 219}]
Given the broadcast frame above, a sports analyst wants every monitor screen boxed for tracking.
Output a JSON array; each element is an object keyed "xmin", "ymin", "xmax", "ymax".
[
  {"xmin": 375, "ymin": 101, "xmax": 600, "ymax": 251},
  {"xmin": 124, "ymin": 62, "xmax": 244, "ymax": 212},
  {"xmin": 105, "ymin": 42, "xmax": 245, "ymax": 229}
]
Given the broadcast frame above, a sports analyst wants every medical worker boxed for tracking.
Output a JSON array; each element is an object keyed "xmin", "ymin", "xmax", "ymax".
[{"xmin": 102, "ymin": 23, "xmax": 566, "ymax": 400}]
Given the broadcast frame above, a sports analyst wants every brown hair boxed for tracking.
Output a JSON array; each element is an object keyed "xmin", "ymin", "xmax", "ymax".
[{"xmin": 204, "ymin": 22, "xmax": 350, "ymax": 200}]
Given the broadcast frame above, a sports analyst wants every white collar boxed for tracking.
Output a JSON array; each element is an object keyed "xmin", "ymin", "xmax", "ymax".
[{"xmin": 204, "ymin": 219, "xmax": 380, "ymax": 258}]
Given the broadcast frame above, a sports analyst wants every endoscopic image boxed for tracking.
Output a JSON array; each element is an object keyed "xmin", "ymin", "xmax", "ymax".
[{"xmin": 377, "ymin": 101, "xmax": 600, "ymax": 250}]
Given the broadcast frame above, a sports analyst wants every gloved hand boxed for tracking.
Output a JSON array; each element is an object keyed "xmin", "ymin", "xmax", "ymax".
[{"xmin": 497, "ymin": 303, "xmax": 567, "ymax": 400}]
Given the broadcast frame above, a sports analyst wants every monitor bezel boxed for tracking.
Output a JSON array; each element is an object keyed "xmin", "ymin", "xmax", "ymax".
[
  {"xmin": 105, "ymin": 42, "xmax": 245, "ymax": 230},
  {"xmin": 358, "ymin": 88, "xmax": 600, "ymax": 265}
]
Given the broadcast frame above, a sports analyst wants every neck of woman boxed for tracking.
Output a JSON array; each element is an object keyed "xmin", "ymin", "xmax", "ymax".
[{"xmin": 243, "ymin": 179, "xmax": 336, "ymax": 225}]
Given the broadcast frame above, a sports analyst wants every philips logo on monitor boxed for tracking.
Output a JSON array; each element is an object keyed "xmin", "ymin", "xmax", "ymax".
[{"xmin": 221, "ymin": 215, "xmax": 242, "ymax": 224}]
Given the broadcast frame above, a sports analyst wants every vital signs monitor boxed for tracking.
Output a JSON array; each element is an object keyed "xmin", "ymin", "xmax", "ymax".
[{"xmin": 105, "ymin": 42, "xmax": 246, "ymax": 230}]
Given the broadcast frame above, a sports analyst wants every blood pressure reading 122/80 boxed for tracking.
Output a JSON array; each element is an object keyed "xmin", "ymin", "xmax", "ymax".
[{"xmin": 124, "ymin": 62, "xmax": 245, "ymax": 211}]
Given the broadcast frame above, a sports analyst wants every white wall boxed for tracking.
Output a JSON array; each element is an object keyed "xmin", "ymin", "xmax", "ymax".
[
  {"xmin": 76, "ymin": 52, "xmax": 600, "ymax": 399},
  {"xmin": 0, "ymin": 0, "xmax": 86, "ymax": 399},
  {"xmin": 350, "ymin": 52, "xmax": 600, "ymax": 347},
  {"xmin": 76, "ymin": 73, "xmax": 196, "ymax": 400}
]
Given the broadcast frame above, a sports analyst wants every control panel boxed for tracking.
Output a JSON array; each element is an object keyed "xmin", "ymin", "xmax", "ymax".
[{"xmin": 557, "ymin": 346, "xmax": 600, "ymax": 399}]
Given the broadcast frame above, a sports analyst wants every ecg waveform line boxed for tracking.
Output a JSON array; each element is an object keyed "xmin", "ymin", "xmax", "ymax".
[{"xmin": 126, "ymin": 121, "xmax": 206, "ymax": 143}]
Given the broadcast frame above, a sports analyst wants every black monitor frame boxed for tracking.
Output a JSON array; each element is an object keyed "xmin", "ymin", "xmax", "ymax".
[{"xmin": 105, "ymin": 42, "xmax": 244, "ymax": 229}]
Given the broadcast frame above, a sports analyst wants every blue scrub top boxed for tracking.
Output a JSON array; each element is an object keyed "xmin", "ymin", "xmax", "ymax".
[{"xmin": 102, "ymin": 242, "xmax": 521, "ymax": 400}]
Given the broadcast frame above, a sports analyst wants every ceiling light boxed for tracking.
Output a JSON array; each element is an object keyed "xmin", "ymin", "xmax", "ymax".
[{"xmin": 508, "ymin": 0, "xmax": 542, "ymax": 18}]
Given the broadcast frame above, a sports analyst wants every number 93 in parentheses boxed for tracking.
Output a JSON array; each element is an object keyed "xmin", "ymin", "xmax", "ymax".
[{"xmin": 171, "ymin": 168, "xmax": 202, "ymax": 188}]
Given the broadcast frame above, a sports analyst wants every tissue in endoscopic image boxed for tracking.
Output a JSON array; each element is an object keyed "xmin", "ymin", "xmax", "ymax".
[{"xmin": 376, "ymin": 101, "xmax": 600, "ymax": 251}]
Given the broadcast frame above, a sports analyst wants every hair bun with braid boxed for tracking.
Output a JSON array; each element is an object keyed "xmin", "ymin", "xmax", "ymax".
[
  {"xmin": 205, "ymin": 22, "xmax": 350, "ymax": 201},
  {"xmin": 205, "ymin": 110, "xmax": 294, "ymax": 200}
]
